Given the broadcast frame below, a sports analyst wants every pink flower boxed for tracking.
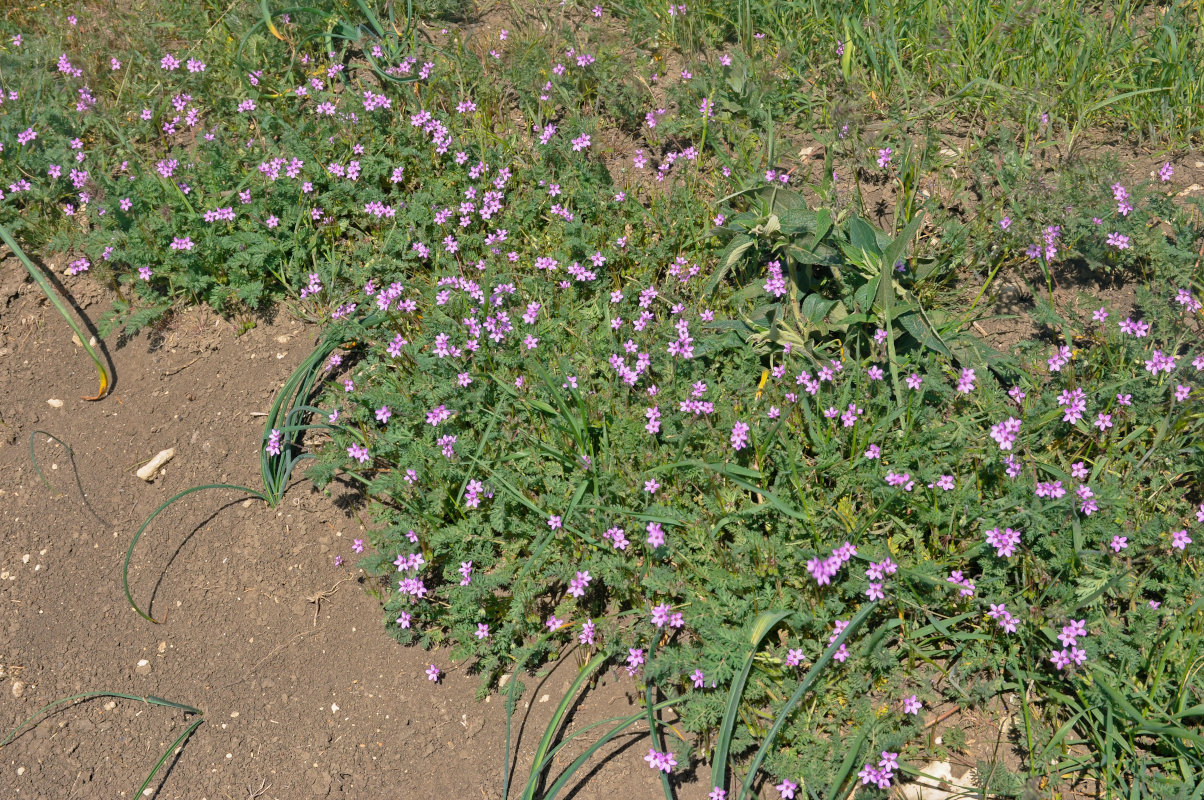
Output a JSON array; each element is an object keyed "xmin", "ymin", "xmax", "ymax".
[{"xmin": 730, "ymin": 421, "xmax": 751, "ymax": 451}]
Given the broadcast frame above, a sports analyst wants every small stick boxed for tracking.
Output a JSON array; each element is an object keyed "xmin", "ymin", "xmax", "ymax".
[
  {"xmin": 307, "ymin": 577, "xmax": 353, "ymax": 626},
  {"xmin": 162, "ymin": 356, "xmax": 201, "ymax": 376}
]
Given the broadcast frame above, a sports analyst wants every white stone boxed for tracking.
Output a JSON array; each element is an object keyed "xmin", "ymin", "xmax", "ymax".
[{"xmin": 137, "ymin": 449, "xmax": 175, "ymax": 481}]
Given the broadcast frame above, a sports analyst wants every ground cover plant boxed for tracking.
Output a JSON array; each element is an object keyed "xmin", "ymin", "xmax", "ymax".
[{"xmin": 2, "ymin": 0, "xmax": 1204, "ymax": 798}]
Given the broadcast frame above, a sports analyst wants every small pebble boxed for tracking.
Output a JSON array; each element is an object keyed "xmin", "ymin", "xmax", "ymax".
[
  {"xmin": 47, "ymin": 398, "xmax": 63, "ymax": 408},
  {"xmin": 135, "ymin": 659, "xmax": 152, "ymax": 675},
  {"xmin": 11, "ymin": 680, "xmax": 25, "ymax": 698}
]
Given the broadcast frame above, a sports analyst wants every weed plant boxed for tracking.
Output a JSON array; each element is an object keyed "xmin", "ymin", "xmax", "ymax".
[{"xmin": 2, "ymin": 2, "xmax": 1204, "ymax": 797}]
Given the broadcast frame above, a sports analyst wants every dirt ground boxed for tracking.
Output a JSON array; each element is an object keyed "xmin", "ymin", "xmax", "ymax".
[{"xmin": 0, "ymin": 267, "xmax": 715, "ymax": 799}]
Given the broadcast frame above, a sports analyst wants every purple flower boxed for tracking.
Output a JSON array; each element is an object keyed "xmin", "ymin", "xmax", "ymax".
[
  {"xmin": 426, "ymin": 664, "xmax": 440, "ymax": 681},
  {"xmin": 646, "ymin": 522, "xmax": 665, "ymax": 548},
  {"xmin": 985, "ymin": 526, "xmax": 1021, "ymax": 558},
  {"xmin": 643, "ymin": 748, "xmax": 676, "ymax": 773},
  {"xmin": 730, "ymin": 421, "xmax": 751, "ymax": 451},
  {"xmin": 903, "ymin": 695, "xmax": 922, "ymax": 715},
  {"xmin": 989, "ymin": 417, "xmax": 1021, "ymax": 450},
  {"xmin": 775, "ymin": 779, "xmax": 798, "ymax": 799},
  {"xmin": 568, "ymin": 570, "xmax": 591, "ymax": 598},
  {"xmin": 1047, "ymin": 345, "xmax": 1072, "ymax": 372}
]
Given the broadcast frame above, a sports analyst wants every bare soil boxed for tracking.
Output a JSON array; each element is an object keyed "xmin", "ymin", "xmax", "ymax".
[{"xmin": 0, "ymin": 268, "xmax": 713, "ymax": 799}]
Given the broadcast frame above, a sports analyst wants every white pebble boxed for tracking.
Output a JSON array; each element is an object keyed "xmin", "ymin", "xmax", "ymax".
[{"xmin": 137, "ymin": 449, "xmax": 175, "ymax": 482}]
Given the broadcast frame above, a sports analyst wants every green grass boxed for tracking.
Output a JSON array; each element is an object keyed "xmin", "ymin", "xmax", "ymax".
[{"xmin": 611, "ymin": 0, "xmax": 1204, "ymax": 146}]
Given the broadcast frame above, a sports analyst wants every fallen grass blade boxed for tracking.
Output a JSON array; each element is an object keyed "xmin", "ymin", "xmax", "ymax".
[
  {"xmin": 1, "ymin": 690, "xmax": 202, "ymax": 797},
  {"xmin": 29, "ymin": 429, "xmax": 73, "ymax": 497},
  {"xmin": 29, "ymin": 430, "xmax": 110, "ymax": 525},
  {"xmin": 0, "ymin": 223, "xmax": 111, "ymax": 400},
  {"xmin": 124, "ymin": 484, "xmax": 266, "ymax": 623}
]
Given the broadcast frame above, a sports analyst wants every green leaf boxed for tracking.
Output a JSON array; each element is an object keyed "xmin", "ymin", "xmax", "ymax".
[{"xmin": 847, "ymin": 216, "xmax": 881, "ymax": 256}]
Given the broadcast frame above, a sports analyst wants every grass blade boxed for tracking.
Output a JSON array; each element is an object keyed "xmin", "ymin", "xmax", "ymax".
[
  {"xmin": 522, "ymin": 650, "xmax": 614, "ymax": 799},
  {"xmin": 0, "ymin": 223, "xmax": 111, "ymax": 400},
  {"xmin": 644, "ymin": 637, "xmax": 676, "ymax": 800},
  {"xmin": 0, "ymin": 690, "xmax": 203, "ymax": 797},
  {"xmin": 711, "ymin": 610, "xmax": 792, "ymax": 795},
  {"xmin": 737, "ymin": 602, "xmax": 878, "ymax": 799},
  {"xmin": 124, "ymin": 484, "xmax": 266, "ymax": 622},
  {"xmin": 29, "ymin": 429, "xmax": 72, "ymax": 497},
  {"xmin": 539, "ymin": 697, "xmax": 682, "ymax": 800}
]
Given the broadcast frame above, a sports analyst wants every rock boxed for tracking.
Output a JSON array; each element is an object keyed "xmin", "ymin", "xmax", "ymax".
[
  {"xmin": 136, "ymin": 448, "xmax": 175, "ymax": 482},
  {"xmin": 135, "ymin": 659, "xmax": 152, "ymax": 675},
  {"xmin": 11, "ymin": 680, "xmax": 25, "ymax": 698},
  {"xmin": 47, "ymin": 398, "xmax": 63, "ymax": 408},
  {"xmin": 897, "ymin": 761, "xmax": 965, "ymax": 800}
]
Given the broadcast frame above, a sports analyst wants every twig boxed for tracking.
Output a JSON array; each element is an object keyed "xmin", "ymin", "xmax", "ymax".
[
  {"xmin": 162, "ymin": 356, "xmax": 201, "ymax": 376},
  {"xmin": 307, "ymin": 577, "xmax": 353, "ymax": 626},
  {"xmin": 924, "ymin": 705, "xmax": 962, "ymax": 730},
  {"xmin": 227, "ymin": 629, "xmax": 321, "ymax": 687}
]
